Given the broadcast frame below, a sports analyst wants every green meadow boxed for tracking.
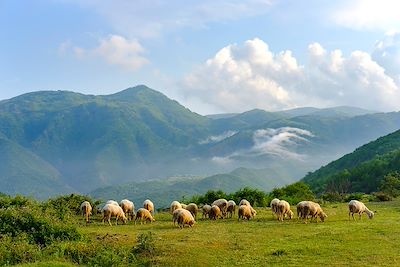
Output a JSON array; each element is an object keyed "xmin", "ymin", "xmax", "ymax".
[{"xmin": 15, "ymin": 200, "xmax": 400, "ymax": 267}]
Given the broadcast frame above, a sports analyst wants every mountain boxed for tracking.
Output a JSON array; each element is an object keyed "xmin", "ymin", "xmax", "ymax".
[
  {"xmin": 0, "ymin": 136, "xmax": 72, "ymax": 199},
  {"xmin": 0, "ymin": 85, "xmax": 399, "ymax": 199},
  {"xmin": 90, "ymin": 167, "xmax": 296, "ymax": 208},
  {"xmin": 302, "ymin": 129, "xmax": 400, "ymax": 194}
]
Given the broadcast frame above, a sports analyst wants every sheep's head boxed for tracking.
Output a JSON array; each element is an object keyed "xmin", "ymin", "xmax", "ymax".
[
  {"xmin": 367, "ymin": 210, "xmax": 374, "ymax": 219},
  {"xmin": 319, "ymin": 212, "xmax": 328, "ymax": 222},
  {"xmin": 288, "ymin": 210, "xmax": 294, "ymax": 219}
]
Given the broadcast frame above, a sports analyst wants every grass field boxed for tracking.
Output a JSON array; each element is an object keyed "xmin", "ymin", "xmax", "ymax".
[{"xmin": 18, "ymin": 200, "xmax": 400, "ymax": 267}]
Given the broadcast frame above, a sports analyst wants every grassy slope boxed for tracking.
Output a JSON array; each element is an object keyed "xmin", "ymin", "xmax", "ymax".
[{"xmin": 20, "ymin": 200, "xmax": 399, "ymax": 266}]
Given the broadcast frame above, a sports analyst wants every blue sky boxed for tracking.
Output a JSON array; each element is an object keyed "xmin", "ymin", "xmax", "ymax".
[{"xmin": 1, "ymin": 0, "xmax": 400, "ymax": 114}]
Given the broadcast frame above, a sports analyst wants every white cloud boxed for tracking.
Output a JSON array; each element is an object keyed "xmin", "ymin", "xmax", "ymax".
[
  {"xmin": 249, "ymin": 127, "xmax": 313, "ymax": 159},
  {"xmin": 372, "ymin": 31, "xmax": 400, "ymax": 84},
  {"xmin": 65, "ymin": 0, "xmax": 275, "ymax": 39},
  {"xmin": 199, "ymin": 130, "xmax": 238, "ymax": 144},
  {"xmin": 181, "ymin": 38, "xmax": 400, "ymax": 113},
  {"xmin": 210, "ymin": 127, "xmax": 314, "ymax": 164},
  {"xmin": 62, "ymin": 35, "xmax": 149, "ymax": 71},
  {"xmin": 331, "ymin": 0, "xmax": 400, "ymax": 31}
]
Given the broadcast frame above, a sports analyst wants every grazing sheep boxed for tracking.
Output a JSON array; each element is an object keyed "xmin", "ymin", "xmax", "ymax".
[
  {"xmin": 80, "ymin": 201, "xmax": 92, "ymax": 223},
  {"xmin": 143, "ymin": 199, "xmax": 154, "ymax": 215},
  {"xmin": 209, "ymin": 205, "xmax": 222, "ymax": 220},
  {"xmin": 348, "ymin": 200, "xmax": 374, "ymax": 220},
  {"xmin": 238, "ymin": 205, "xmax": 256, "ymax": 221},
  {"xmin": 270, "ymin": 198, "xmax": 280, "ymax": 218},
  {"xmin": 227, "ymin": 200, "xmax": 236, "ymax": 218},
  {"xmin": 102, "ymin": 203, "xmax": 127, "ymax": 226},
  {"xmin": 239, "ymin": 199, "xmax": 251, "ymax": 207},
  {"xmin": 277, "ymin": 200, "xmax": 293, "ymax": 221},
  {"xmin": 135, "ymin": 208, "xmax": 156, "ymax": 224},
  {"xmin": 202, "ymin": 204, "xmax": 212, "ymax": 219},
  {"xmin": 212, "ymin": 199, "xmax": 228, "ymax": 217},
  {"xmin": 106, "ymin": 200, "xmax": 119, "ymax": 206},
  {"xmin": 170, "ymin": 201, "xmax": 182, "ymax": 214},
  {"xmin": 120, "ymin": 199, "xmax": 135, "ymax": 220},
  {"xmin": 302, "ymin": 201, "xmax": 327, "ymax": 223},
  {"xmin": 185, "ymin": 203, "xmax": 199, "ymax": 220},
  {"xmin": 296, "ymin": 201, "xmax": 309, "ymax": 220},
  {"xmin": 174, "ymin": 209, "xmax": 195, "ymax": 228}
]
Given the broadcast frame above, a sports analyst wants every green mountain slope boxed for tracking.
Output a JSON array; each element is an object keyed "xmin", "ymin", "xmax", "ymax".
[
  {"xmin": 302, "ymin": 130, "xmax": 400, "ymax": 194},
  {"xmin": 0, "ymin": 136, "xmax": 72, "ymax": 198}
]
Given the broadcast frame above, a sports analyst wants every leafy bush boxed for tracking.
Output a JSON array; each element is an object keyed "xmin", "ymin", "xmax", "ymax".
[
  {"xmin": 0, "ymin": 234, "xmax": 41, "ymax": 265},
  {"xmin": 269, "ymin": 182, "xmax": 315, "ymax": 205},
  {"xmin": 344, "ymin": 193, "xmax": 365, "ymax": 202},
  {"xmin": 230, "ymin": 187, "xmax": 268, "ymax": 207},
  {"xmin": 320, "ymin": 192, "xmax": 344, "ymax": 203},
  {"xmin": 379, "ymin": 172, "xmax": 400, "ymax": 198},
  {"xmin": 373, "ymin": 191, "xmax": 393, "ymax": 201},
  {"xmin": 0, "ymin": 206, "xmax": 81, "ymax": 246},
  {"xmin": 0, "ymin": 194, "xmax": 34, "ymax": 209}
]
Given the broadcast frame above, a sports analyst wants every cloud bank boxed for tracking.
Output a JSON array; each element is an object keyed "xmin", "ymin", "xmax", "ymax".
[{"xmin": 181, "ymin": 37, "xmax": 400, "ymax": 113}]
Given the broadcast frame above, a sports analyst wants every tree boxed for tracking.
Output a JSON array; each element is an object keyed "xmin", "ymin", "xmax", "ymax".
[{"xmin": 379, "ymin": 172, "xmax": 400, "ymax": 198}]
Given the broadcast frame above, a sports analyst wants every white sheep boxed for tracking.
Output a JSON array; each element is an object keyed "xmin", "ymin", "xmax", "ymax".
[
  {"xmin": 170, "ymin": 201, "xmax": 182, "ymax": 214},
  {"xmin": 270, "ymin": 198, "xmax": 280, "ymax": 218},
  {"xmin": 181, "ymin": 203, "xmax": 187, "ymax": 209},
  {"xmin": 185, "ymin": 203, "xmax": 199, "ymax": 220},
  {"xmin": 302, "ymin": 201, "xmax": 327, "ymax": 223},
  {"xmin": 143, "ymin": 199, "xmax": 155, "ymax": 215},
  {"xmin": 209, "ymin": 205, "xmax": 222, "ymax": 220},
  {"xmin": 212, "ymin": 199, "xmax": 228, "ymax": 217},
  {"xmin": 227, "ymin": 200, "xmax": 236, "ymax": 218},
  {"xmin": 102, "ymin": 203, "xmax": 127, "ymax": 226},
  {"xmin": 296, "ymin": 201, "xmax": 309, "ymax": 220},
  {"xmin": 238, "ymin": 205, "xmax": 256, "ymax": 221},
  {"xmin": 106, "ymin": 200, "xmax": 119, "ymax": 206},
  {"xmin": 174, "ymin": 209, "xmax": 195, "ymax": 228},
  {"xmin": 239, "ymin": 199, "xmax": 251, "ymax": 207},
  {"xmin": 202, "ymin": 204, "xmax": 212, "ymax": 219},
  {"xmin": 277, "ymin": 200, "xmax": 293, "ymax": 221},
  {"xmin": 135, "ymin": 208, "xmax": 156, "ymax": 224},
  {"xmin": 80, "ymin": 201, "xmax": 92, "ymax": 223},
  {"xmin": 348, "ymin": 200, "xmax": 374, "ymax": 220},
  {"xmin": 120, "ymin": 199, "xmax": 135, "ymax": 220}
]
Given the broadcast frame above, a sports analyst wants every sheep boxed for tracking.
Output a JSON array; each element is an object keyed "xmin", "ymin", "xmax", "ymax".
[
  {"xmin": 170, "ymin": 201, "xmax": 182, "ymax": 214},
  {"xmin": 202, "ymin": 204, "xmax": 212, "ymax": 219},
  {"xmin": 209, "ymin": 205, "xmax": 222, "ymax": 220},
  {"xmin": 135, "ymin": 208, "xmax": 156, "ymax": 224},
  {"xmin": 143, "ymin": 199, "xmax": 155, "ymax": 215},
  {"xmin": 227, "ymin": 200, "xmax": 236, "ymax": 218},
  {"xmin": 239, "ymin": 199, "xmax": 251, "ymax": 207},
  {"xmin": 277, "ymin": 200, "xmax": 293, "ymax": 221},
  {"xmin": 212, "ymin": 199, "xmax": 228, "ymax": 217},
  {"xmin": 173, "ymin": 209, "xmax": 195, "ymax": 228},
  {"xmin": 296, "ymin": 201, "xmax": 309, "ymax": 220},
  {"xmin": 120, "ymin": 199, "xmax": 135, "ymax": 220},
  {"xmin": 102, "ymin": 203, "xmax": 127, "ymax": 226},
  {"xmin": 181, "ymin": 203, "xmax": 187, "ymax": 209},
  {"xmin": 80, "ymin": 201, "xmax": 92, "ymax": 223},
  {"xmin": 238, "ymin": 205, "xmax": 256, "ymax": 221},
  {"xmin": 185, "ymin": 203, "xmax": 199, "ymax": 220},
  {"xmin": 270, "ymin": 198, "xmax": 280, "ymax": 218},
  {"xmin": 302, "ymin": 201, "xmax": 327, "ymax": 223},
  {"xmin": 106, "ymin": 200, "xmax": 119, "ymax": 206},
  {"xmin": 348, "ymin": 200, "xmax": 374, "ymax": 220}
]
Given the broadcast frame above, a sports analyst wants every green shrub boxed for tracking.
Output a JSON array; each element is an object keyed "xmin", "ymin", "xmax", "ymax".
[
  {"xmin": 0, "ymin": 207, "xmax": 81, "ymax": 246},
  {"xmin": 373, "ymin": 191, "xmax": 393, "ymax": 201},
  {"xmin": 0, "ymin": 234, "xmax": 41, "ymax": 265},
  {"xmin": 321, "ymin": 192, "xmax": 344, "ymax": 203},
  {"xmin": 344, "ymin": 193, "xmax": 364, "ymax": 202},
  {"xmin": 269, "ymin": 182, "xmax": 315, "ymax": 205}
]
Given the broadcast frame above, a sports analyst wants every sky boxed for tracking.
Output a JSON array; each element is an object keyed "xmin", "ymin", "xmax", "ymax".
[{"xmin": 1, "ymin": 0, "xmax": 400, "ymax": 114}]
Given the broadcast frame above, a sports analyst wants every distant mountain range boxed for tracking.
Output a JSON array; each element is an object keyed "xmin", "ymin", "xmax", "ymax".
[{"xmin": 0, "ymin": 85, "xmax": 399, "ymax": 199}]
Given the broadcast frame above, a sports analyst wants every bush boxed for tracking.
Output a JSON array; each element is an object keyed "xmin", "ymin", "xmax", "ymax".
[
  {"xmin": 321, "ymin": 192, "xmax": 344, "ymax": 203},
  {"xmin": 344, "ymin": 193, "xmax": 365, "ymax": 202},
  {"xmin": 269, "ymin": 182, "xmax": 315, "ymax": 205},
  {"xmin": 0, "ymin": 234, "xmax": 41, "ymax": 265},
  {"xmin": 229, "ymin": 187, "xmax": 268, "ymax": 207},
  {"xmin": 0, "ymin": 206, "xmax": 81, "ymax": 246},
  {"xmin": 373, "ymin": 191, "xmax": 393, "ymax": 201}
]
